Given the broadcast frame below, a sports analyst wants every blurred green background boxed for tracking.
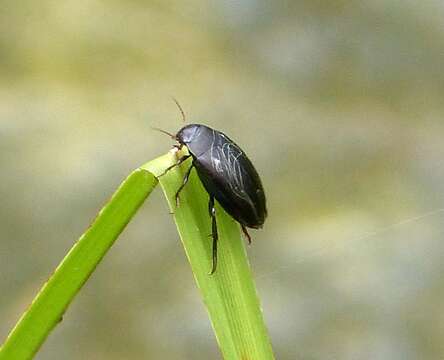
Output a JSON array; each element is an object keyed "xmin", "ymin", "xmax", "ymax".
[{"xmin": 2, "ymin": 1, "xmax": 444, "ymax": 359}]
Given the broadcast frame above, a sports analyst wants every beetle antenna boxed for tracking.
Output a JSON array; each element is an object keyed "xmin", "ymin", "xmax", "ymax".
[
  {"xmin": 151, "ymin": 126, "xmax": 176, "ymax": 139},
  {"xmin": 171, "ymin": 97, "xmax": 186, "ymax": 123}
]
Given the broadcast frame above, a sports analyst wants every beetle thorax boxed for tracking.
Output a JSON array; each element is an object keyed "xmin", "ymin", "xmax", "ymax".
[
  {"xmin": 176, "ymin": 124, "xmax": 215, "ymax": 157},
  {"xmin": 176, "ymin": 124, "xmax": 201, "ymax": 144}
]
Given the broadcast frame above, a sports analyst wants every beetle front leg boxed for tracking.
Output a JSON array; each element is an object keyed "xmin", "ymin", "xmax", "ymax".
[
  {"xmin": 174, "ymin": 162, "xmax": 194, "ymax": 207},
  {"xmin": 208, "ymin": 196, "xmax": 218, "ymax": 275},
  {"xmin": 159, "ymin": 154, "xmax": 191, "ymax": 177}
]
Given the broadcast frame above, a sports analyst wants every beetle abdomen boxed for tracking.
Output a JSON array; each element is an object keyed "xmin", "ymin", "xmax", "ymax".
[
  {"xmin": 196, "ymin": 162, "xmax": 266, "ymax": 228},
  {"xmin": 188, "ymin": 127, "xmax": 267, "ymax": 228}
]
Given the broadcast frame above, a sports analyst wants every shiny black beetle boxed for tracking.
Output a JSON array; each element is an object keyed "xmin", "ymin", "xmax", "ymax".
[{"xmin": 161, "ymin": 106, "xmax": 267, "ymax": 274}]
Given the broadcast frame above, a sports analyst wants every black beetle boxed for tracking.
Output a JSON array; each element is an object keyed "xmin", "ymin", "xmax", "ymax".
[{"xmin": 160, "ymin": 103, "xmax": 267, "ymax": 274}]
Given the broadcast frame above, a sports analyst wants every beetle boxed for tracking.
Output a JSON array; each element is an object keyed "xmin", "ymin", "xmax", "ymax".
[{"xmin": 159, "ymin": 102, "xmax": 267, "ymax": 274}]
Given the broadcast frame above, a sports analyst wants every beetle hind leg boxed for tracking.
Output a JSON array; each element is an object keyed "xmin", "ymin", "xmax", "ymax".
[
  {"xmin": 241, "ymin": 224, "xmax": 252, "ymax": 245},
  {"xmin": 208, "ymin": 196, "xmax": 218, "ymax": 275}
]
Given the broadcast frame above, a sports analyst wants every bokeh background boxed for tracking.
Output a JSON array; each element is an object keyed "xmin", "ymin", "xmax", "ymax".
[{"xmin": 2, "ymin": 1, "xmax": 444, "ymax": 359}]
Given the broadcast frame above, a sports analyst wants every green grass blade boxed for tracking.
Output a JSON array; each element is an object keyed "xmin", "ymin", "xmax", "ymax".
[
  {"xmin": 143, "ymin": 150, "xmax": 275, "ymax": 360},
  {"xmin": 0, "ymin": 169, "xmax": 157, "ymax": 360},
  {"xmin": 1, "ymin": 150, "xmax": 274, "ymax": 360}
]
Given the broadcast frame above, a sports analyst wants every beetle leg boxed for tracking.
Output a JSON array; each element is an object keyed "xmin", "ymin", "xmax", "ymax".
[
  {"xmin": 241, "ymin": 224, "xmax": 252, "ymax": 245},
  {"xmin": 208, "ymin": 196, "xmax": 218, "ymax": 275},
  {"xmin": 175, "ymin": 162, "xmax": 194, "ymax": 207},
  {"xmin": 158, "ymin": 154, "xmax": 191, "ymax": 177}
]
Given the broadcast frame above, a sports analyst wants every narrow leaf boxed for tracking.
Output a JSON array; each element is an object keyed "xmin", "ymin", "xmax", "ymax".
[
  {"xmin": 0, "ymin": 169, "xmax": 157, "ymax": 359},
  {"xmin": 143, "ymin": 149, "xmax": 275, "ymax": 360}
]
